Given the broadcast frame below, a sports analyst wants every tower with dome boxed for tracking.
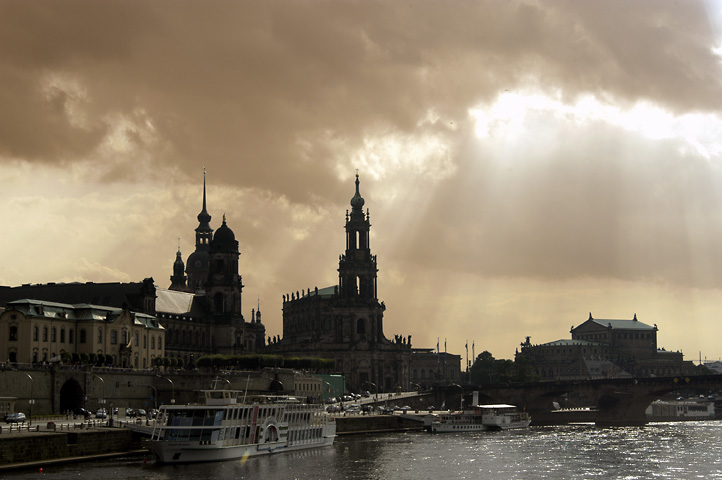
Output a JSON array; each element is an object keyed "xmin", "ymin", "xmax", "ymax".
[{"xmin": 266, "ymin": 174, "xmax": 414, "ymax": 393}]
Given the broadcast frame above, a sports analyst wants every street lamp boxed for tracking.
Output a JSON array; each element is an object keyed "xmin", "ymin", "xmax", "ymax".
[
  {"xmin": 157, "ymin": 375, "xmax": 175, "ymax": 404},
  {"xmin": 92, "ymin": 374, "xmax": 105, "ymax": 407},
  {"xmin": 147, "ymin": 385, "xmax": 158, "ymax": 410},
  {"xmin": 364, "ymin": 382, "xmax": 378, "ymax": 400},
  {"xmin": 25, "ymin": 373, "xmax": 33, "ymax": 427}
]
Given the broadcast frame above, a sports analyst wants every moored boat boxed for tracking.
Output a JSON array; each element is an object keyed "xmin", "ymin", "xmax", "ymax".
[
  {"xmin": 430, "ymin": 404, "xmax": 531, "ymax": 433},
  {"xmin": 146, "ymin": 389, "xmax": 336, "ymax": 464}
]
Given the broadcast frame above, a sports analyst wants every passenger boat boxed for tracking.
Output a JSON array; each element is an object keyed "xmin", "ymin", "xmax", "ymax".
[
  {"xmin": 146, "ymin": 389, "xmax": 336, "ymax": 464},
  {"xmin": 430, "ymin": 404, "xmax": 531, "ymax": 433},
  {"xmin": 645, "ymin": 399, "xmax": 716, "ymax": 421}
]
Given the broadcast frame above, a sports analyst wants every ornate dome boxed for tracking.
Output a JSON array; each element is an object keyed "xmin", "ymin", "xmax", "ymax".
[
  {"xmin": 212, "ymin": 214, "xmax": 236, "ymax": 247},
  {"xmin": 350, "ymin": 174, "xmax": 365, "ymax": 210},
  {"xmin": 186, "ymin": 250, "xmax": 209, "ymax": 272}
]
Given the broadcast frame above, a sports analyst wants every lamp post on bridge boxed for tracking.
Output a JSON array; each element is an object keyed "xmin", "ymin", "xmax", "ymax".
[
  {"xmin": 25, "ymin": 373, "xmax": 33, "ymax": 427},
  {"xmin": 157, "ymin": 375, "xmax": 175, "ymax": 404}
]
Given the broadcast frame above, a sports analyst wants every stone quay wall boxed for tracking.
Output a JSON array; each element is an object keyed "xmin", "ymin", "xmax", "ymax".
[
  {"xmin": 0, "ymin": 429, "xmax": 141, "ymax": 466},
  {"xmin": 0, "ymin": 366, "xmax": 297, "ymax": 416}
]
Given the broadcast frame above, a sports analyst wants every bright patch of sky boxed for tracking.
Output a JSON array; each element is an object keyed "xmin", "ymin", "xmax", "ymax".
[{"xmin": 470, "ymin": 91, "xmax": 722, "ymax": 160}]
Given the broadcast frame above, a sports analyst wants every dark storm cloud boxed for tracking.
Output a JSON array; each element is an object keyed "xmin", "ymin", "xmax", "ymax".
[{"xmin": 2, "ymin": 0, "xmax": 719, "ymax": 197}]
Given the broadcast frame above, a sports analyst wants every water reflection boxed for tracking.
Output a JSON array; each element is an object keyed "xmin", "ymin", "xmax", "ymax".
[{"xmin": 4, "ymin": 422, "xmax": 722, "ymax": 480}]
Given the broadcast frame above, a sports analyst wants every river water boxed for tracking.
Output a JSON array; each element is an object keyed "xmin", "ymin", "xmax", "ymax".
[{"xmin": 6, "ymin": 421, "xmax": 722, "ymax": 479}]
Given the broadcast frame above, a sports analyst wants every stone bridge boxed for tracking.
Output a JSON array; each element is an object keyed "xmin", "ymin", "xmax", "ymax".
[{"xmin": 434, "ymin": 375, "xmax": 722, "ymax": 426}]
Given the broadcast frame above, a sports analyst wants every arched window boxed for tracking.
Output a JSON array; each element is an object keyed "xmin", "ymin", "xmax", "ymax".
[
  {"xmin": 357, "ymin": 318, "xmax": 366, "ymax": 334},
  {"xmin": 134, "ymin": 333, "xmax": 139, "ymax": 346},
  {"xmin": 43, "ymin": 327, "xmax": 48, "ymax": 342},
  {"xmin": 9, "ymin": 326, "xmax": 18, "ymax": 341},
  {"xmin": 151, "ymin": 337, "xmax": 155, "ymax": 349},
  {"xmin": 33, "ymin": 326, "xmax": 39, "ymax": 341},
  {"xmin": 214, "ymin": 293, "xmax": 225, "ymax": 313}
]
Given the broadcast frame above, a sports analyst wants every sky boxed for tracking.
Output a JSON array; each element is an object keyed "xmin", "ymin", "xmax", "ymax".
[{"xmin": 2, "ymin": 0, "xmax": 722, "ymax": 364}]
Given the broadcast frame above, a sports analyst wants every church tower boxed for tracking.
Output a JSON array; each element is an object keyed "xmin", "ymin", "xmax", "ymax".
[
  {"xmin": 338, "ymin": 173, "xmax": 378, "ymax": 301},
  {"xmin": 206, "ymin": 214, "xmax": 243, "ymax": 316},
  {"xmin": 186, "ymin": 170, "xmax": 214, "ymax": 293},
  {"xmin": 169, "ymin": 245, "xmax": 188, "ymax": 291},
  {"xmin": 206, "ymin": 214, "xmax": 246, "ymax": 355}
]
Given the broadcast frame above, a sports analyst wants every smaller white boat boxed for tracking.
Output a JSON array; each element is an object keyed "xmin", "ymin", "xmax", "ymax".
[{"xmin": 430, "ymin": 404, "xmax": 531, "ymax": 433}]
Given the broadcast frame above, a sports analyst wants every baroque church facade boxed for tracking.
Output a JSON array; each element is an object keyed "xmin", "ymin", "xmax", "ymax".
[
  {"xmin": 159, "ymin": 172, "xmax": 266, "ymax": 362},
  {"xmin": 266, "ymin": 175, "xmax": 414, "ymax": 393}
]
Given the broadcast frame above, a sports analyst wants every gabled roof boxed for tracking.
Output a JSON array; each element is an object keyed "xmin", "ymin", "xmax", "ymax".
[{"xmin": 575, "ymin": 313, "xmax": 656, "ymax": 331}]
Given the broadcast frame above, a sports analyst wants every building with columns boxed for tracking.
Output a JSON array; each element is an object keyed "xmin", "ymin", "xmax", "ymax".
[{"xmin": 516, "ymin": 313, "xmax": 694, "ymax": 380}]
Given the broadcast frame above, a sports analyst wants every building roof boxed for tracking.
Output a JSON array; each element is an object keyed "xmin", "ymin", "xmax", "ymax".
[
  {"xmin": 575, "ymin": 313, "xmax": 656, "ymax": 331},
  {"xmin": 304, "ymin": 286, "xmax": 337, "ymax": 298},
  {"xmin": 0, "ymin": 279, "xmax": 155, "ymax": 313},
  {"xmin": 156, "ymin": 288, "xmax": 196, "ymax": 315},
  {"xmin": 587, "ymin": 318, "xmax": 655, "ymax": 331},
  {"xmin": 4, "ymin": 298, "xmax": 163, "ymax": 329}
]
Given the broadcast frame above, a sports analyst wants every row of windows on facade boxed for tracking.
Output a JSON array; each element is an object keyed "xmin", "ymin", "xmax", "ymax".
[
  {"xmin": 287, "ymin": 318, "xmax": 370, "ymax": 334},
  {"xmin": 19, "ymin": 349, "xmax": 161, "ymax": 368},
  {"xmin": 530, "ymin": 348, "xmax": 608, "ymax": 355},
  {"xmin": 8, "ymin": 326, "xmax": 163, "ymax": 350},
  {"xmin": 536, "ymin": 365, "xmax": 682, "ymax": 377},
  {"xmin": 578, "ymin": 332, "xmax": 653, "ymax": 341},
  {"xmin": 411, "ymin": 368, "xmax": 455, "ymax": 380},
  {"xmin": 166, "ymin": 329, "xmax": 207, "ymax": 347}
]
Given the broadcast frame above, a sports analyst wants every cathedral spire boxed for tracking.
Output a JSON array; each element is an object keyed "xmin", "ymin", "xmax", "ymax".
[
  {"xmin": 197, "ymin": 167, "xmax": 212, "ymax": 227},
  {"xmin": 339, "ymin": 172, "xmax": 377, "ymax": 300},
  {"xmin": 186, "ymin": 169, "xmax": 214, "ymax": 292},
  {"xmin": 169, "ymin": 241, "xmax": 188, "ymax": 291},
  {"xmin": 350, "ymin": 172, "xmax": 365, "ymax": 212}
]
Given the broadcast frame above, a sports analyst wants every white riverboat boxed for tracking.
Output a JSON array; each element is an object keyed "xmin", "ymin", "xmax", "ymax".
[
  {"xmin": 146, "ymin": 389, "xmax": 336, "ymax": 464},
  {"xmin": 645, "ymin": 399, "xmax": 715, "ymax": 421},
  {"xmin": 430, "ymin": 404, "xmax": 531, "ymax": 433}
]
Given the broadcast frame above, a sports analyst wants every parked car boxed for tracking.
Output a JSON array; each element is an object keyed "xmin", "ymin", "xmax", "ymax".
[
  {"xmin": 95, "ymin": 408, "xmax": 107, "ymax": 419},
  {"xmin": 125, "ymin": 408, "xmax": 136, "ymax": 417},
  {"xmin": 73, "ymin": 408, "xmax": 91, "ymax": 419},
  {"xmin": 5, "ymin": 412, "xmax": 26, "ymax": 423},
  {"xmin": 136, "ymin": 409, "xmax": 147, "ymax": 417}
]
